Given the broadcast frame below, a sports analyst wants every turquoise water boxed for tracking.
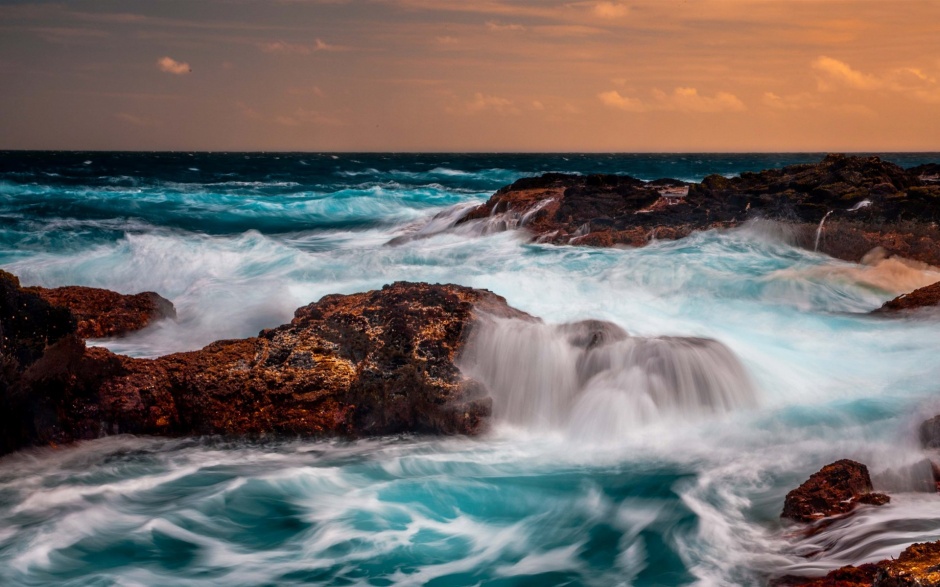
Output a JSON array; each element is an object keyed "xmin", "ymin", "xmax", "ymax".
[{"xmin": 1, "ymin": 152, "xmax": 940, "ymax": 586}]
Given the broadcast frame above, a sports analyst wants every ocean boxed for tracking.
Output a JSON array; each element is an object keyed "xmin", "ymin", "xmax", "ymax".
[{"xmin": 1, "ymin": 151, "xmax": 940, "ymax": 586}]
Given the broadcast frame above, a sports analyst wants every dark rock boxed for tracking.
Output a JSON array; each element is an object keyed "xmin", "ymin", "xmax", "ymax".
[
  {"xmin": 25, "ymin": 284, "xmax": 176, "ymax": 339},
  {"xmin": 875, "ymin": 282, "xmax": 940, "ymax": 313},
  {"xmin": 909, "ymin": 163, "xmax": 940, "ymax": 182},
  {"xmin": 920, "ymin": 415, "xmax": 940, "ymax": 449},
  {"xmin": 457, "ymin": 155, "xmax": 940, "ymax": 266},
  {"xmin": 0, "ymin": 273, "xmax": 534, "ymax": 455},
  {"xmin": 775, "ymin": 541, "xmax": 940, "ymax": 586},
  {"xmin": 772, "ymin": 564, "xmax": 879, "ymax": 587},
  {"xmin": 782, "ymin": 459, "xmax": 890, "ymax": 523},
  {"xmin": 0, "ymin": 270, "xmax": 76, "ymax": 368}
]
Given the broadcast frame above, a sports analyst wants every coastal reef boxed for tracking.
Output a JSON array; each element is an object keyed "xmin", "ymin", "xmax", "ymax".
[
  {"xmin": 455, "ymin": 154, "xmax": 940, "ymax": 266},
  {"xmin": 0, "ymin": 271, "xmax": 528, "ymax": 456}
]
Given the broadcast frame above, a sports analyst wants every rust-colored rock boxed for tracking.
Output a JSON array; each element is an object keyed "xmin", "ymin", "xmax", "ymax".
[
  {"xmin": 25, "ymin": 284, "xmax": 176, "ymax": 339},
  {"xmin": 772, "ymin": 564, "xmax": 879, "ymax": 587},
  {"xmin": 774, "ymin": 541, "xmax": 940, "ymax": 587},
  {"xmin": 1, "ymin": 271, "xmax": 532, "ymax": 455},
  {"xmin": 782, "ymin": 460, "xmax": 890, "ymax": 523},
  {"xmin": 875, "ymin": 281, "xmax": 940, "ymax": 313},
  {"xmin": 454, "ymin": 155, "xmax": 940, "ymax": 266}
]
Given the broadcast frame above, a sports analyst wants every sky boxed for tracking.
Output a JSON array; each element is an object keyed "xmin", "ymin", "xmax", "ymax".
[{"xmin": 1, "ymin": 0, "xmax": 939, "ymax": 152}]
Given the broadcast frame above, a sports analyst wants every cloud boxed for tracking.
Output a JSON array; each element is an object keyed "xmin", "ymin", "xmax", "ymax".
[
  {"xmin": 448, "ymin": 92, "xmax": 518, "ymax": 115},
  {"xmin": 598, "ymin": 90, "xmax": 646, "ymax": 112},
  {"xmin": 592, "ymin": 2, "xmax": 629, "ymax": 19},
  {"xmin": 314, "ymin": 38, "xmax": 339, "ymax": 51},
  {"xmin": 762, "ymin": 91, "xmax": 820, "ymax": 110},
  {"xmin": 467, "ymin": 92, "xmax": 516, "ymax": 113},
  {"xmin": 156, "ymin": 56, "xmax": 190, "ymax": 75},
  {"xmin": 486, "ymin": 21, "xmax": 526, "ymax": 32},
  {"xmin": 811, "ymin": 56, "xmax": 940, "ymax": 102},
  {"xmin": 436, "ymin": 35, "xmax": 459, "ymax": 44},
  {"xmin": 258, "ymin": 38, "xmax": 343, "ymax": 54},
  {"xmin": 599, "ymin": 87, "xmax": 745, "ymax": 113},
  {"xmin": 813, "ymin": 56, "xmax": 880, "ymax": 90}
]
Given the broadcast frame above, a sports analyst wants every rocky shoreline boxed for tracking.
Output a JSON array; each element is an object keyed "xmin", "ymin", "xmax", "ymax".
[
  {"xmin": 3, "ymin": 153, "xmax": 940, "ymax": 583},
  {"xmin": 0, "ymin": 270, "xmax": 539, "ymax": 455},
  {"xmin": 453, "ymin": 155, "xmax": 940, "ymax": 295}
]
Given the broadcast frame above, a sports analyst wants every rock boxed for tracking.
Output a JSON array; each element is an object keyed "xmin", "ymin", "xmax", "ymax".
[
  {"xmin": 909, "ymin": 163, "xmax": 940, "ymax": 183},
  {"xmin": 782, "ymin": 459, "xmax": 890, "ymax": 523},
  {"xmin": 872, "ymin": 459, "xmax": 940, "ymax": 493},
  {"xmin": 774, "ymin": 540, "xmax": 940, "ymax": 586},
  {"xmin": 25, "ymin": 284, "xmax": 176, "ymax": 338},
  {"xmin": 457, "ymin": 155, "xmax": 940, "ymax": 266},
  {"xmin": 875, "ymin": 281, "xmax": 940, "ymax": 313},
  {"xmin": 1, "ymin": 273, "xmax": 534, "ymax": 455},
  {"xmin": 772, "ymin": 564, "xmax": 879, "ymax": 587},
  {"xmin": 920, "ymin": 415, "xmax": 940, "ymax": 449},
  {"xmin": 0, "ymin": 270, "xmax": 76, "ymax": 369}
]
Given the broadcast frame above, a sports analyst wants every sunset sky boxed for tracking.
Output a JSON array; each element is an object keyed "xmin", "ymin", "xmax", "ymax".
[{"xmin": 2, "ymin": 0, "xmax": 939, "ymax": 152}]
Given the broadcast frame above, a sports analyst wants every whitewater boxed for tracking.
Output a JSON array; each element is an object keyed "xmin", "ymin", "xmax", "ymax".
[{"xmin": 1, "ymin": 152, "xmax": 940, "ymax": 586}]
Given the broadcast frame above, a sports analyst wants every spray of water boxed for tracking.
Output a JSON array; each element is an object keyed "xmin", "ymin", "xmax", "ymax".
[
  {"xmin": 458, "ymin": 316, "xmax": 758, "ymax": 441},
  {"xmin": 814, "ymin": 211, "xmax": 833, "ymax": 252}
]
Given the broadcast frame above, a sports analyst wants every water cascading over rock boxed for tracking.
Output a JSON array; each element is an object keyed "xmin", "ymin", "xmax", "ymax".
[{"xmin": 458, "ymin": 316, "xmax": 757, "ymax": 440}]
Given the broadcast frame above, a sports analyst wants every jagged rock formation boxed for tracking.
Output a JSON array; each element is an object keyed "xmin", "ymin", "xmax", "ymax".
[
  {"xmin": 26, "ymin": 284, "xmax": 176, "ymax": 339},
  {"xmin": 876, "ymin": 281, "xmax": 940, "ymax": 313},
  {"xmin": 457, "ymin": 155, "xmax": 940, "ymax": 265},
  {"xmin": 0, "ymin": 271, "xmax": 529, "ymax": 455},
  {"xmin": 781, "ymin": 460, "xmax": 889, "ymax": 523}
]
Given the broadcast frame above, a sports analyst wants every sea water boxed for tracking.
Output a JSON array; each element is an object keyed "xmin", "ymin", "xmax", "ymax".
[{"xmin": 1, "ymin": 151, "xmax": 940, "ymax": 586}]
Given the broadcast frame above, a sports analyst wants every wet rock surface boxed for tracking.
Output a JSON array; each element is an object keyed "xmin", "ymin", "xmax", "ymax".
[
  {"xmin": 26, "ymin": 284, "xmax": 176, "ymax": 339},
  {"xmin": 876, "ymin": 281, "xmax": 940, "ymax": 313},
  {"xmin": 0, "ymin": 272, "xmax": 530, "ymax": 455},
  {"xmin": 458, "ymin": 154, "xmax": 940, "ymax": 265},
  {"xmin": 774, "ymin": 541, "xmax": 940, "ymax": 586},
  {"xmin": 782, "ymin": 459, "xmax": 890, "ymax": 523}
]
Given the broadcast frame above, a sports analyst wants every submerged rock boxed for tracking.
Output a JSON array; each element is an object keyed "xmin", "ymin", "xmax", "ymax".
[
  {"xmin": 26, "ymin": 284, "xmax": 176, "ymax": 339},
  {"xmin": 782, "ymin": 460, "xmax": 890, "ymax": 523},
  {"xmin": 456, "ymin": 155, "xmax": 940, "ymax": 266},
  {"xmin": 774, "ymin": 540, "xmax": 940, "ymax": 586},
  {"xmin": 0, "ymin": 273, "xmax": 531, "ymax": 455}
]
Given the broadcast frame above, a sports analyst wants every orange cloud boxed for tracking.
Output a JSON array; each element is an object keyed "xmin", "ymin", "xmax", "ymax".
[
  {"xmin": 600, "ymin": 87, "xmax": 745, "ymax": 113},
  {"xmin": 258, "ymin": 39, "xmax": 343, "ymax": 55},
  {"xmin": 156, "ymin": 56, "xmax": 190, "ymax": 75},
  {"xmin": 812, "ymin": 56, "xmax": 940, "ymax": 102},
  {"xmin": 486, "ymin": 21, "xmax": 525, "ymax": 32},
  {"xmin": 592, "ymin": 2, "xmax": 629, "ymax": 19},
  {"xmin": 813, "ymin": 56, "xmax": 880, "ymax": 90}
]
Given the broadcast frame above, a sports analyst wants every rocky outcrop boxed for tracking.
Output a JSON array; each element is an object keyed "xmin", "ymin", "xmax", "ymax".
[
  {"xmin": 26, "ymin": 284, "xmax": 176, "ymax": 338},
  {"xmin": 456, "ymin": 155, "xmax": 940, "ymax": 266},
  {"xmin": 774, "ymin": 541, "xmax": 940, "ymax": 586},
  {"xmin": 782, "ymin": 460, "xmax": 890, "ymax": 523},
  {"xmin": 875, "ymin": 281, "xmax": 940, "ymax": 313},
  {"xmin": 0, "ymin": 272, "xmax": 531, "ymax": 455},
  {"xmin": 920, "ymin": 416, "xmax": 940, "ymax": 450}
]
